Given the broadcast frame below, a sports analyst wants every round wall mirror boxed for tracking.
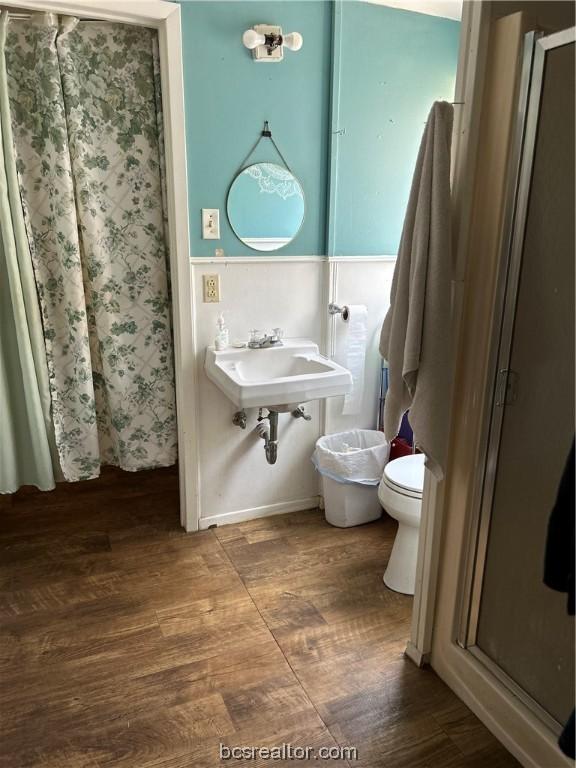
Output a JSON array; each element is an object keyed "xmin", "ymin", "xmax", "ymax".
[{"xmin": 227, "ymin": 162, "xmax": 305, "ymax": 252}]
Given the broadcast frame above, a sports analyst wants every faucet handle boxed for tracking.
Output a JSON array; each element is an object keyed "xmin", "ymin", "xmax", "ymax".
[{"xmin": 272, "ymin": 327, "xmax": 284, "ymax": 340}]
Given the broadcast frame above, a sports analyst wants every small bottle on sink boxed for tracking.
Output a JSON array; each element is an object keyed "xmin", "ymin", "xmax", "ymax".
[{"xmin": 214, "ymin": 313, "xmax": 229, "ymax": 351}]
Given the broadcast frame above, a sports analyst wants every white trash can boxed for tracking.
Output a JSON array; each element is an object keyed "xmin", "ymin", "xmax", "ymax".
[{"xmin": 312, "ymin": 430, "xmax": 389, "ymax": 528}]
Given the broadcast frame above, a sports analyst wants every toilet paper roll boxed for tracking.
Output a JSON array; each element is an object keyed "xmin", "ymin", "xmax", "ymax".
[{"xmin": 342, "ymin": 304, "xmax": 368, "ymax": 416}]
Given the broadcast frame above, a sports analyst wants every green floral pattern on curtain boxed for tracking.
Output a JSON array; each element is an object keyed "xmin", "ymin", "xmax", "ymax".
[{"xmin": 5, "ymin": 14, "xmax": 176, "ymax": 480}]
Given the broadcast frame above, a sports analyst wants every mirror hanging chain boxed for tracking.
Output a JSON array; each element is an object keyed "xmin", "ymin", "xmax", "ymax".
[{"xmin": 234, "ymin": 121, "xmax": 294, "ymax": 177}]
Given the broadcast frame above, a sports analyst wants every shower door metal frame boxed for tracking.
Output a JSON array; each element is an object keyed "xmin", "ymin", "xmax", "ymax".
[{"xmin": 455, "ymin": 26, "xmax": 576, "ymax": 732}]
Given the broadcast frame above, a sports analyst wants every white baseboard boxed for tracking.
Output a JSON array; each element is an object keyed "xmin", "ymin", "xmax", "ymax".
[{"xmin": 199, "ymin": 496, "xmax": 321, "ymax": 529}]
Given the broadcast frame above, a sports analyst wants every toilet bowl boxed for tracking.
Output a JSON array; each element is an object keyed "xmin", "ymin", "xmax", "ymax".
[{"xmin": 378, "ymin": 453, "xmax": 426, "ymax": 595}]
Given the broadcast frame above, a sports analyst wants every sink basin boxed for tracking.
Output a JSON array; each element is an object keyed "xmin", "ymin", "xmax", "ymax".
[{"xmin": 204, "ymin": 339, "xmax": 352, "ymax": 410}]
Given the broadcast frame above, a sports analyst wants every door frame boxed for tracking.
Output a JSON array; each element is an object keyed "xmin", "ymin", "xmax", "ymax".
[
  {"xmin": 1, "ymin": 0, "xmax": 200, "ymax": 532},
  {"xmin": 406, "ymin": 0, "xmax": 491, "ymax": 667}
]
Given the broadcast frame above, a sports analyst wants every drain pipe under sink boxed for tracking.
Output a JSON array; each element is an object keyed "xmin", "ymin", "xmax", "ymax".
[{"xmin": 255, "ymin": 410, "xmax": 279, "ymax": 465}]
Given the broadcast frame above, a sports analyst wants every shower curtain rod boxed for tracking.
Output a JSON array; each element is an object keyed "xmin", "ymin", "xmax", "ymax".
[{"xmin": 0, "ymin": 9, "xmax": 98, "ymax": 19}]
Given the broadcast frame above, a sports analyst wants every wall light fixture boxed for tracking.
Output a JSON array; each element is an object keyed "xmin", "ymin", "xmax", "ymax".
[{"xmin": 242, "ymin": 25, "xmax": 303, "ymax": 63}]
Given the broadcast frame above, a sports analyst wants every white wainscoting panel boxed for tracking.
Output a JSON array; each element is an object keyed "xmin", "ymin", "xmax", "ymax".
[
  {"xmin": 191, "ymin": 259, "xmax": 325, "ymax": 526},
  {"xmin": 326, "ymin": 259, "xmax": 395, "ymax": 434}
]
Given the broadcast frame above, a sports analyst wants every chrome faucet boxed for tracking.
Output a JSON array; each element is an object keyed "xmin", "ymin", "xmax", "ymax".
[{"xmin": 248, "ymin": 328, "xmax": 284, "ymax": 349}]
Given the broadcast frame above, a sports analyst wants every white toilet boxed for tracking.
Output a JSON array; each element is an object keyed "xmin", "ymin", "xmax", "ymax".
[{"xmin": 378, "ymin": 453, "xmax": 426, "ymax": 595}]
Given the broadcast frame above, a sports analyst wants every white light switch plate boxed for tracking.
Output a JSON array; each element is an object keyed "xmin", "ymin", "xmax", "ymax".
[{"xmin": 202, "ymin": 209, "xmax": 220, "ymax": 239}]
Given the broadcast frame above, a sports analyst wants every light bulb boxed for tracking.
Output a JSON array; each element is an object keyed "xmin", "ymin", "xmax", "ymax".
[
  {"xmin": 283, "ymin": 32, "xmax": 303, "ymax": 51},
  {"xmin": 243, "ymin": 29, "xmax": 265, "ymax": 50}
]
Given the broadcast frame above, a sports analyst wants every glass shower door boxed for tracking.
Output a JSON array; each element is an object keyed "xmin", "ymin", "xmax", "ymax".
[{"xmin": 461, "ymin": 28, "xmax": 575, "ymax": 730}]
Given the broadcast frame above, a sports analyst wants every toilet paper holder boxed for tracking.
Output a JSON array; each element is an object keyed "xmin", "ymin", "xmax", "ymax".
[{"xmin": 328, "ymin": 302, "xmax": 349, "ymax": 321}]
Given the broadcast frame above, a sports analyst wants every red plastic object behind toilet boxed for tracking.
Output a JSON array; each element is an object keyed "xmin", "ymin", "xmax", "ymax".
[{"xmin": 389, "ymin": 438, "xmax": 415, "ymax": 461}]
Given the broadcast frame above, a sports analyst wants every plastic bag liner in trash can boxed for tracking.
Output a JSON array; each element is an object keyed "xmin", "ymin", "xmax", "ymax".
[
  {"xmin": 312, "ymin": 429, "xmax": 389, "ymax": 485},
  {"xmin": 312, "ymin": 430, "xmax": 390, "ymax": 528}
]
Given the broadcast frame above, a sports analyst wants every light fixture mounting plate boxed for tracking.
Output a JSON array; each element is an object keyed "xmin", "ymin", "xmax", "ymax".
[{"xmin": 252, "ymin": 24, "xmax": 283, "ymax": 63}]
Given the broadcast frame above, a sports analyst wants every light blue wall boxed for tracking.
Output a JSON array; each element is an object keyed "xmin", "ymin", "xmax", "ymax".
[
  {"xmin": 332, "ymin": 3, "xmax": 460, "ymax": 255},
  {"xmin": 178, "ymin": 1, "xmax": 460, "ymax": 257},
  {"xmin": 179, "ymin": 1, "xmax": 332, "ymax": 257}
]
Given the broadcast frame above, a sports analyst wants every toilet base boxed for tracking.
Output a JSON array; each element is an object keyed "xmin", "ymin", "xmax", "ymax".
[{"xmin": 383, "ymin": 522, "xmax": 419, "ymax": 595}]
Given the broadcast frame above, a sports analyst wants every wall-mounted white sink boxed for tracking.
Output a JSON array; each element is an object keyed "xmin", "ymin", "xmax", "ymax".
[{"xmin": 204, "ymin": 339, "xmax": 352, "ymax": 410}]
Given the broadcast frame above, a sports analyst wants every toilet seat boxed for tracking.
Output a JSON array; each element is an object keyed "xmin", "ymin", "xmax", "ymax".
[{"xmin": 382, "ymin": 453, "xmax": 425, "ymax": 499}]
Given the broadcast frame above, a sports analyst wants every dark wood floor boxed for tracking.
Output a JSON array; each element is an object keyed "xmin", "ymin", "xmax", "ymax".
[{"xmin": 0, "ymin": 467, "xmax": 520, "ymax": 767}]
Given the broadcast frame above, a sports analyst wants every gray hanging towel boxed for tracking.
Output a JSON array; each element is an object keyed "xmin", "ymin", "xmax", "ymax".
[{"xmin": 379, "ymin": 101, "xmax": 454, "ymax": 480}]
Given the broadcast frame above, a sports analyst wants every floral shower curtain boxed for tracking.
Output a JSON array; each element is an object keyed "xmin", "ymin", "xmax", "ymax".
[
  {"xmin": 2, "ymin": 13, "xmax": 176, "ymax": 485},
  {"xmin": 0, "ymin": 13, "xmax": 59, "ymax": 493}
]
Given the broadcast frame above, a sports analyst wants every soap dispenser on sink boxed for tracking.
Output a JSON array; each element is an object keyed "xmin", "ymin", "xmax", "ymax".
[{"xmin": 214, "ymin": 313, "xmax": 229, "ymax": 351}]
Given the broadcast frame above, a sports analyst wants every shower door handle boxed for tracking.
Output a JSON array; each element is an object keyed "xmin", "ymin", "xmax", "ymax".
[{"xmin": 495, "ymin": 369, "xmax": 518, "ymax": 407}]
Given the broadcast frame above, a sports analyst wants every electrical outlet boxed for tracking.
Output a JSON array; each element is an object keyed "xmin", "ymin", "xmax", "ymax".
[
  {"xmin": 202, "ymin": 209, "xmax": 220, "ymax": 239},
  {"xmin": 203, "ymin": 274, "xmax": 220, "ymax": 303}
]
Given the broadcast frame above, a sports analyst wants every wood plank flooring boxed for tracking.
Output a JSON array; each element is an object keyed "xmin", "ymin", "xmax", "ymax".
[{"xmin": 0, "ymin": 467, "xmax": 520, "ymax": 767}]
